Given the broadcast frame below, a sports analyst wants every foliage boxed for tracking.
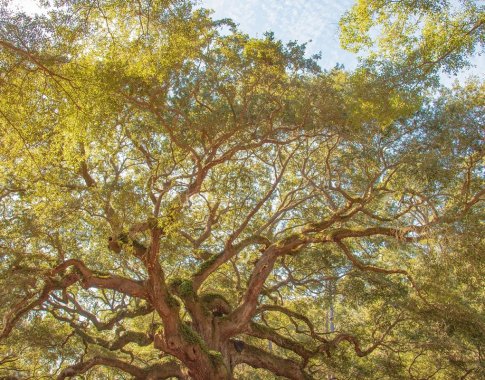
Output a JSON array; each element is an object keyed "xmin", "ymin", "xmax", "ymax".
[
  {"xmin": 340, "ymin": 0, "xmax": 484, "ymax": 84},
  {"xmin": 0, "ymin": 0, "xmax": 483, "ymax": 379}
]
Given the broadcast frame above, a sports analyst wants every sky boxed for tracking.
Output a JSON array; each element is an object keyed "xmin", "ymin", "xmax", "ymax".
[
  {"xmin": 201, "ymin": 0, "xmax": 358, "ymax": 70},
  {"xmin": 7, "ymin": 0, "xmax": 484, "ymax": 82}
]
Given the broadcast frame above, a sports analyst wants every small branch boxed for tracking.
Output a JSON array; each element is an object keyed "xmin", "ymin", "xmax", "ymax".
[{"xmin": 0, "ymin": 39, "xmax": 71, "ymax": 82}]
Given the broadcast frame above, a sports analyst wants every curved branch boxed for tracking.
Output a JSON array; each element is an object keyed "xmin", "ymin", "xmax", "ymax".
[
  {"xmin": 335, "ymin": 241, "xmax": 407, "ymax": 276},
  {"xmin": 230, "ymin": 341, "xmax": 309, "ymax": 380},
  {"xmin": 48, "ymin": 312, "xmax": 153, "ymax": 352},
  {"xmin": 226, "ymin": 235, "xmax": 305, "ymax": 334},
  {"xmin": 1, "ymin": 273, "xmax": 78, "ymax": 340},
  {"xmin": 192, "ymin": 235, "xmax": 271, "ymax": 290},
  {"xmin": 247, "ymin": 322, "xmax": 315, "ymax": 359},
  {"xmin": 55, "ymin": 294, "xmax": 153, "ymax": 331},
  {"xmin": 256, "ymin": 304, "xmax": 323, "ymax": 343},
  {"xmin": 334, "ymin": 241, "xmax": 432, "ymax": 305},
  {"xmin": 51, "ymin": 259, "xmax": 149, "ymax": 299},
  {"xmin": 327, "ymin": 315, "xmax": 403, "ymax": 357},
  {"xmin": 57, "ymin": 356, "xmax": 184, "ymax": 379},
  {"xmin": 1, "ymin": 259, "xmax": 148, "ymax": 340}
]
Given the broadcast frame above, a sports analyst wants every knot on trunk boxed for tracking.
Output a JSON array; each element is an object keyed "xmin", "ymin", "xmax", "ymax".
[{"xmin": 200, "ymin": 293, "xmax": 232, "ymax": 317}]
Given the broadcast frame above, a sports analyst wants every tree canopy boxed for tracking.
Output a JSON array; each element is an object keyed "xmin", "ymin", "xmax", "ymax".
[
  {"xmin": 340, "ymin": 0, "xmax": 484, "ymax": 82},
  {"xmin": 0, "ymin": 1, "xmax": 484, "ymax": 379}
]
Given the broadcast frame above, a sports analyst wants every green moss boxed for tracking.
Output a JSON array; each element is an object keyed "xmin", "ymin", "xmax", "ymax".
[
  {"xmin": 169, "ymin": 278, "xmax": 195, "ymax": 299},
  {"xmin": 208, "ymin": 350, "xmax": 224, "ymax": 367},
  {"xmin": 179, "ymin": 323, "xmax": 205, "ymax": 346},
  {"xmin": 91, "ymin": 269, "xmax": 113, "ymax": 279},
  {"xmin": 168, "ymin": 277, "xmax": 183, "ymax": 289},
  {"xmin": 94, "ymin": 272, "xmax": 111, "ymax": 279},
  {"xmin": 252, "ymin": 322, "xmax": 274, "ymax": 335},
  {"xmin": 117, "ymin": 232, "xmax": 129, "ymax": 244},
  {"xmin": 200, "ymin": 292, "xmax": 229, "ymax": 306},
  {"xmin": 194, "ymin": 254, "xmax": 220, "ymax": 276},
  {"xmin": 200, "ymin": 292, "xmax": 232, "ymax": 315},
  {"xmin": 178, "ymin": 324, "xmax": 225, "ymax": 367},
  {"xmin": 179, "ymin": 279, "xmax": 194, "ymax": 298},
  {"xmin": 166, "ymin": 294, "xmax": 180, "ymax": 308}
]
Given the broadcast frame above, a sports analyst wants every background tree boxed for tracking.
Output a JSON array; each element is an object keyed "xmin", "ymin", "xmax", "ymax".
[{"xmin": 0, "ymin": 0, "xmax": 483, "ymax": 379}]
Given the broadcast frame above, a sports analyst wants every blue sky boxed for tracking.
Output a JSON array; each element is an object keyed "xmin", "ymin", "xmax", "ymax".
[
  {"xmin": 9, "ymin": 0, "xmax": 484, "ymax": 83},
  {"xmin": 201, "ymin": 0, "xmax": 358, "ymax": 70}
]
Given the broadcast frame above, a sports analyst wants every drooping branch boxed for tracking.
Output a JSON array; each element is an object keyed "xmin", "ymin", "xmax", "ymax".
[
  {"xmin": 256, "ymin": 304, "xmax": 318, "ymax": 338},
  {"xmin": 334, "ymin": 240, "xmax": 434, "ymax": 305},
  {"xmin": 0, "ymin": 352, "xmax": 17, "ymax": 366},
  {"xmin": 47, "ymin": 309, "xmax": 153, "ymax": 352},
  {"xmin": 57, "ymin": 356, "xmax": 144, "ymax": 379},
  {"xmin": 247, "ymin": 322, "xmax": 315, "ymax": 359},
  {"xmin": 109, "ymin": 332, "xmax": 151, "ymax": 352},
  {"xmin": 335, "ymin": 241, "xmax": 408, "ymax": 276},
  {"xmin": 252, "ymin": 306, "xmax": 403, "ymax": 361},
  {"xmin": 325, "ymin": 316, "xmax": 404, "ymax": 357},
  {"xmin": 57, "ymin": 356, "xmax": 184, "ymax": 380},
  {"xmin": 230, "ymin": 341, "xmax": 309, "ymax": 380},
  {"xmin": 224, "ymin": 220, "xmax": 427, "ymax": 336}
]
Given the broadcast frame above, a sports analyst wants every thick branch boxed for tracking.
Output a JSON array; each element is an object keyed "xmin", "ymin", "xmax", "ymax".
[
  {"xmin": 51, "ymin": 259, "xmax": 149, "ymax": 299},
  {"xmin": 230, "ymin": 341, "xmax": 309, "ymax": 380},
  {"xmin": 1, "ymin": 260, "xmax": 148, "ymax": 340},
  {"xmin": 192, "ymin": 235, "xmax": 271, "ymax": 290},
  {"xmin": 145, "ymin": 229, "xmax": 175, "ymax": 321},
  {"xmin": 227, "ymin": 235, "xmax": 305, "ymax": 334},
  {"xmin": 247, "ymin": 322, "xmax": 315, "ymax": 359},
  {"xmin": 57, "ymin": 356, "xmax": 184, "ymax": 379},
  {"xmin": 0, "ymin": 273, "xmax": 78, "ymax": 340}
]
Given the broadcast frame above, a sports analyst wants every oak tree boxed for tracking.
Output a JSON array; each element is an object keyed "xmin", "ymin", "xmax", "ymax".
[{"xmin": 0, "ymin": 1, "xmax": 483, "ymax": 379}]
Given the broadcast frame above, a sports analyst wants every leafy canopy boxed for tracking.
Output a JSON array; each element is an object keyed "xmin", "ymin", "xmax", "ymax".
[
  {"xmin": 0, "ymin": 1, "xmax": 484, "ymax": 379},
  {"xmin": 340, "ymin": 0, "xmax": 484, "ymax": 83}
]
